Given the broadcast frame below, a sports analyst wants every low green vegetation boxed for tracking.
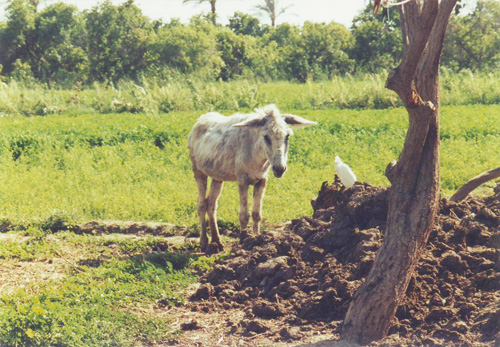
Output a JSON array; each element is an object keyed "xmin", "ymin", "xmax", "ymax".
[
  {"xmin": 0, "ymin": 258, "xmax": 187, "ymax": 346},
  {"xmin": 0, "ymin": 104, "xmax": 498, "ymax": 227},
  {"xmin": 0, "ymin": 228, "xmax": 220, "ymax": 346},
  {"xmin": 1, "ymin": 71, "xmax": 500, "ymax": 117}
]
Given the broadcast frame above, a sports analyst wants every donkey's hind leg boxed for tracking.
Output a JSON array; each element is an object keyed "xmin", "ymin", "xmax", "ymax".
[
  {"xmin": 194, "ymin": 170, "xmax": 209, "ymax": 251},
  {"xmin": 207, "ymin": 179, "xmax": 224, "ymax": 251}
]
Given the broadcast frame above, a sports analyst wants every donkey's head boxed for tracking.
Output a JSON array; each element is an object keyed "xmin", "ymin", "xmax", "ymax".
[{"xmin": 233, "ymin": 105, "xmax": 316, "ymax": 178}]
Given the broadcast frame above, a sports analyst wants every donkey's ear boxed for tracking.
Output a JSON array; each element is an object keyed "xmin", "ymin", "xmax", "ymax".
[
  {"xmin": 283, "ymin": 114, "xmax": 317, "ymax": 128},
  {"xmin": 233, "ymin": 116, "xmax": 267, "ymax": 128}
]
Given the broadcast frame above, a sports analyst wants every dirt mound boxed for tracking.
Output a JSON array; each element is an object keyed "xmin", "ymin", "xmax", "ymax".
[{"xmin": 189, "ymin": 179, "xmax": 500, "ymax": 346}]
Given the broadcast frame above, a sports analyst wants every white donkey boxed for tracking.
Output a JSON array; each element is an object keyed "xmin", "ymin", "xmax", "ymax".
[{"xmin": 188, "ymin": 104, "xmax": 316, "ymax": 251}]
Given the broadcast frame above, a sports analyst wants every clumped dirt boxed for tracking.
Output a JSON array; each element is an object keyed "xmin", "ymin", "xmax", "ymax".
[{"xmin": 188, "ymin": 179, "xmax": 500, "ymax": 346}]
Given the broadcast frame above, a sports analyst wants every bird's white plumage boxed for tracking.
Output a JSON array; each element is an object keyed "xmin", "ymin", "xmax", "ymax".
[{"xmin": 334, "ymin": 156, "xmax": 357, "ymax": 188}]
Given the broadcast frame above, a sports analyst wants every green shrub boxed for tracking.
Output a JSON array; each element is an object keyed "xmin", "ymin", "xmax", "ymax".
[{"xmin": 40, "ymin": 212, "xmax": 76, "ymax": 233}]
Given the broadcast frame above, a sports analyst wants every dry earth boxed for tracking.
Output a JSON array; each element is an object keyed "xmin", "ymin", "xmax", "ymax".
[{"xmin": 182, "ymin": 180, "xmax": 500, "ymax": 346}]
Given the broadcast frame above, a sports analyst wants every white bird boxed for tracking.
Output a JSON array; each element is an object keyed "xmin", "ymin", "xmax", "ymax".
[{"xmin": 335, "ymin": 156, "xmax": 357, "ymax": 188}]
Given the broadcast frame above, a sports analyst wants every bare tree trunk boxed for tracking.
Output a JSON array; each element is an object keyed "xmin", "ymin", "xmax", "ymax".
[
  {"xmin": 450, "ymin": 167, "xmax": 500, "ymax": 202},
  {"xmin": 340, "ymin": 0, "xmax": 457, "ymax": 344},
  {"xmin": 210, "ymin": 0, "xmax": 217, "ymax": 24}
]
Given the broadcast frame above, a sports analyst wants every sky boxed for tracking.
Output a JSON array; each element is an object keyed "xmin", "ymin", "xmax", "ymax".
[{"xmin": 0, "ymin": 0, "xmax": 370, "ymax": 27}]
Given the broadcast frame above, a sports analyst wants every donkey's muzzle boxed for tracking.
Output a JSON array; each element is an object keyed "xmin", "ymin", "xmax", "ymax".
[{"xmin": 272, "ymin": 165, "xmax": 287, "ymax": 178}]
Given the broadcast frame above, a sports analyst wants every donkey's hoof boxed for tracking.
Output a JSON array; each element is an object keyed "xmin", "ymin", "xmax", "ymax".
[
  {"xmin": 205, "ymin": 242, "xmax": 224, "ymax": 255},
  {"xmin": 200, "ymin": 238, "xmax": 209, "ymax": 252},
  {"xmin": 216, "ymin": 241, "xmax": 224, "ymax": 252},
  {"xmin": 239, "ymin": 229, "xmax": 251, "ymax": 242}
]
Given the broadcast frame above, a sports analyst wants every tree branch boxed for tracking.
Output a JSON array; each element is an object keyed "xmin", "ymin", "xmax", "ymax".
[
  {"xmin": 416, "ymin": 0, "xmax": 457, "ymax": 99},
  {"xmin": 449, "ymin": 167, "xmax": 500, "ymax": 202},
  {"xmin": 389, "ymin": 0, "xmax": 457, "ymax": 184},
  {"xmin": 386, "ymin": 0, "xmax": 439, "ymax": 101}
]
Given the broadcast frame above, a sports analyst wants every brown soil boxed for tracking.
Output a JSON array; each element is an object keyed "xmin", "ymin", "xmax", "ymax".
[{"xmin": 187, "ymin": 179, "xmax": 500, "ymax": 346}]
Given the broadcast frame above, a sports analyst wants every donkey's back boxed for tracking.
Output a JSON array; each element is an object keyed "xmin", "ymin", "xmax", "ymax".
[{"xmin": 188, "ymin": 111, "xmax": 259, "ymax": 182}]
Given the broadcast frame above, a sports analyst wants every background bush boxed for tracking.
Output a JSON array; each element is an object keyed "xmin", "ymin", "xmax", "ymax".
[{"xmin": 0, "ymin": 0, "xmax": 499, "ymax": 86}]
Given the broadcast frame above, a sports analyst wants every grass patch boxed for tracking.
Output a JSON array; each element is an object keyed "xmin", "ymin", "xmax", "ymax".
[
  {"xmin": 0, "ymin": 257, "xmax": 191, "ymax": 346},
  {"xmin": 0, "ymin": 228, "xmax": 59, "ymax": 261},
  {"xmin": 0, "ymin": 229, "xmax": 226, "ymax": 346}
]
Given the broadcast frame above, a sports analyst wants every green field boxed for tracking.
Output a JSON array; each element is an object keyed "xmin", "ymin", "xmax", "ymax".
[{"xmin": 0, "ymin": 104, "xmax": 499, "ymax": 227}]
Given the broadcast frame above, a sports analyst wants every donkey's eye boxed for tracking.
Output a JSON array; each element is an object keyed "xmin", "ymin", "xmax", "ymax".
[{"xmin": 263, "ymin": 135, "xmax": 271, "ymax": 146}]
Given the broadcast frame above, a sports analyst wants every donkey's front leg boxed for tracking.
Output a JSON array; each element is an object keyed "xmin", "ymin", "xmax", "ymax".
[
  {"xmin": 237, "ymin": 179, "xmax": 251, "ymax": 242},
  {"xmin": 252, "ymin": 178, "xmax": 267, "ymax": 235}
]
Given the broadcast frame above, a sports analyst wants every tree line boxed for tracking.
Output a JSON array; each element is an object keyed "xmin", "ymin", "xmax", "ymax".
[{"xmin": 0, "ymin": 0, "xmax": 498, "ymax": 87}]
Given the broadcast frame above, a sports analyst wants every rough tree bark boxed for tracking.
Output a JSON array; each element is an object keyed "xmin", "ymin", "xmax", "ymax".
[
  {"xmin": 182, "ymin": 0, "xmax": 217, "ymax": 25},
  {"xmin": 449, "ymin": 167, "xmax": 500, "ymax": 202},
  {"xmin": 340, "ymin": 0, "xmax": 457, "ymax": 344},
  {"xmin": 210, "ymin": 0, "xmax": 217, "ymax": 24}
]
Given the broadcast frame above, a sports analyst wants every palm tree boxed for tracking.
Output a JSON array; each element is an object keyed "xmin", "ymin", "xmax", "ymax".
[
  {"xmin": 182, "ymin": 0, "xmax": 217, "ymax": 24},
  {"xmin": 254, "ymin": 0, "xmax": 292, "ymax": 27}
]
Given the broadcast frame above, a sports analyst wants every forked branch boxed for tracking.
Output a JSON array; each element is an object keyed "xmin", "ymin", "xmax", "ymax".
[
  {"xmin": 387, "ymin": 0, "xmax": 457, "ymax": 107},
  {"xmin": 385, "ymin": 0, "xmax": 438, "ymax": 99},
  {"xmin": 386, "ymin": 0, "xmax": 456, "ymax": 183}
]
